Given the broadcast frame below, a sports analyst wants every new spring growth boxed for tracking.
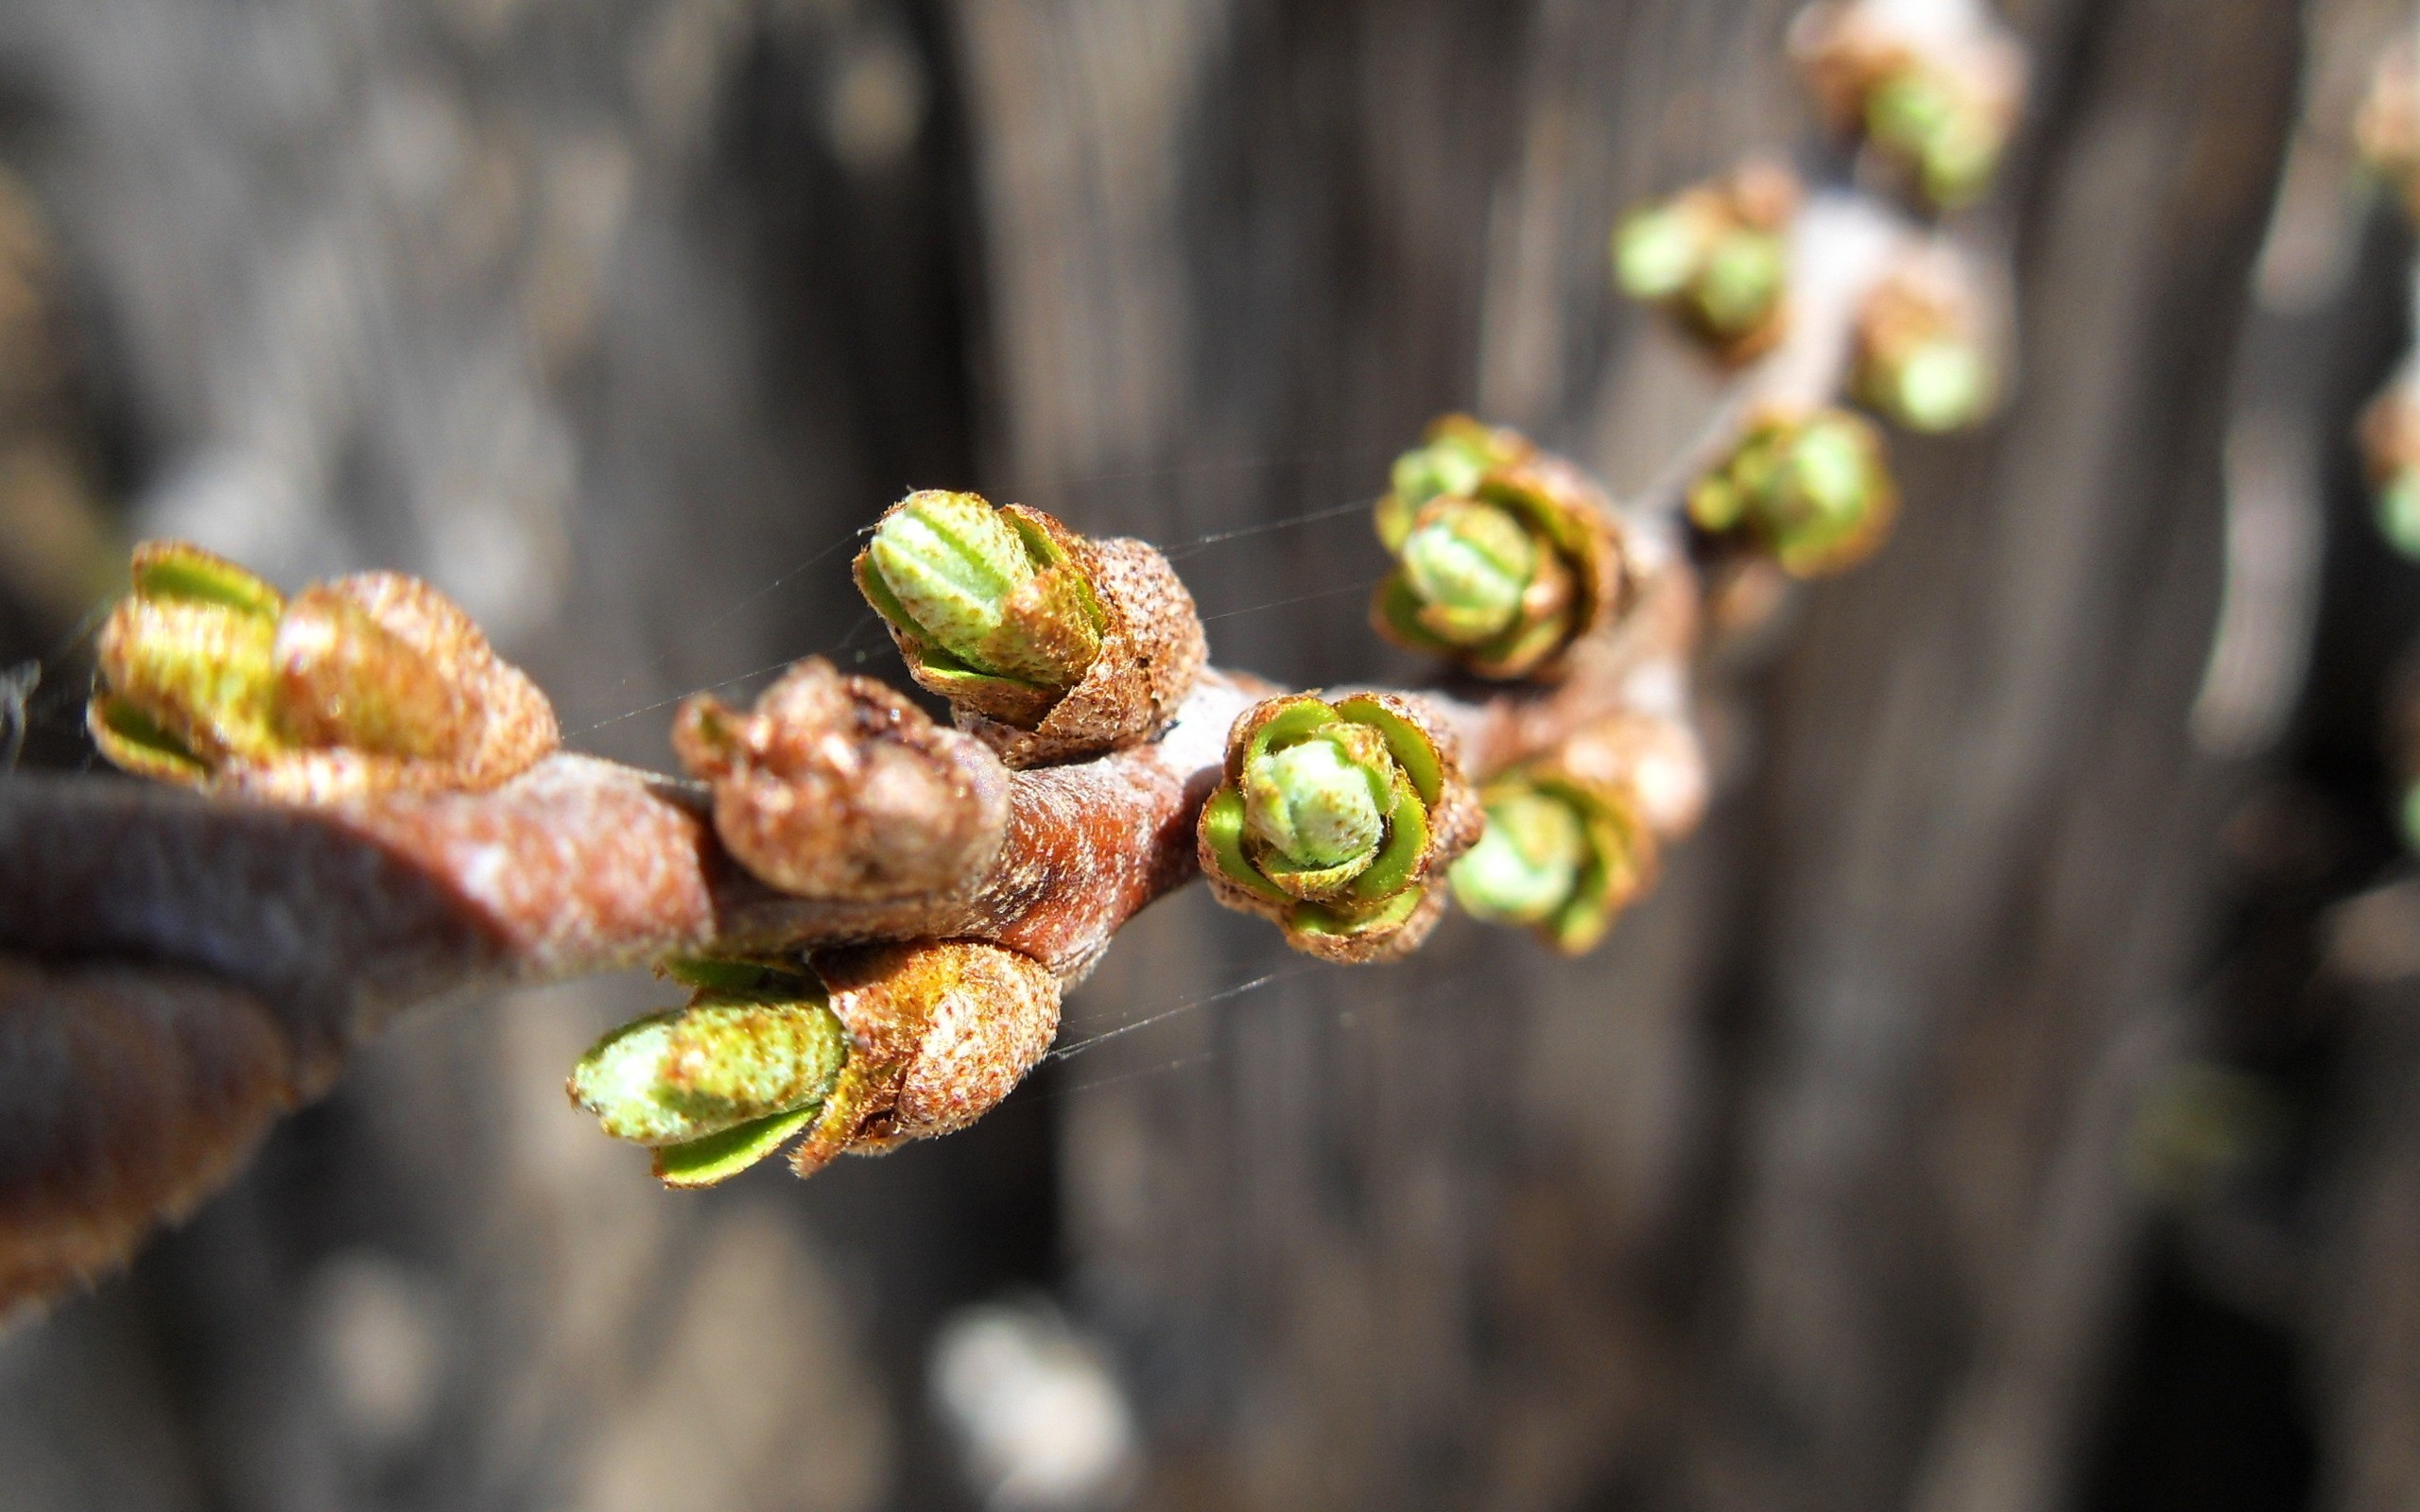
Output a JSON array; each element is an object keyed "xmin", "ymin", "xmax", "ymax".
[
  {"xmin": 859, "ymin": 490, "xmax": 1105, "ymax": 724},
  {"xmin": 856, "ymin": 490, "xmax": 1205, "ymax": 765},
  {"xmin": 1789, "ymin": 2, "xmax": 2024, "ymax": 212},
  {"xmin": 89, "ymin": 540, "xmax": 558, "ymax": 799},
  {"xmin": 1688, "ymin": 408, "xmax": 1898, "ymax": 577},
  {"xmin": 1611, "ymin": 163, "xmax": 1799, "ymax": 362},
  {"xmin": 2360, "ymin": 383, "xmax": 2420, "ymax": 562},
  {"xmin": 1864, "ymin": 60, "xmax": 2005, "ymax": 210},
  {"xmin": 1373, "ymin": 417, "xmax": 1626, "ymax": 680},
  {"xmin": 1853, "ymin": 263, "xmax": 1996, "ymax": 434},
  {"xmin": 571, "ymin": 958, "xmax": 844, "ymax": 1145},
  {"xmin": 1200, "ymin": 692, "xmax": 1481, "ymax": 963},
  {"xmin": 1450, "ymin": 772, "xmax": 1653, "ymax": 956}
]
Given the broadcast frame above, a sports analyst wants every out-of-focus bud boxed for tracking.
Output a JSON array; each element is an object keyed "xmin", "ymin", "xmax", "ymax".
[
  {"xmin": 1200, "ymin": 692, "xmax": 1482, "ymax": 963},
  {"xmin": 1372, "ymin": 416, "xmax": 1634, "ymax": 681},
  {"xmin": 2358, "ymin": 42, "xmax": 2420, "ymax": 223},
  {"xmin": 1397, "ymin": 500, "xmax": 1538, "ymax": 644},
  {"xmin": 572, "ymin": 941, "xmax": 1063, "ymax": 1187},
  {"xmin": 1852, "ymin": 252, "xmax": 2002, "ymax": 434},
  {"xmin": 1450, "ymin": 767, "xmax": 1655, "ymax": 955},
  {"xmin": 674, "ymin": 658, "xmax": 1009, "ymax": 902},
  {"xmin": 1688, "ymin": 407, "xmax": 1898, "ymax": 577},
  {"xmin": 2360, "ymin": 381, "xmax": 2420, "ymax": 560},
  {"xmin": 89, "ymin": 541, "xmax": 559, "ymax": 800},
  {"xmin": 1611, "ymin": 162, "xmax": 1801, "ymax": 363},
  {"xmin": 1790, "ymin": 2, "xmax": 2027, "ymax": 213},
  {"xmin": 857, "ymin": 491, "xmax": 1204, "ymax": 766}
]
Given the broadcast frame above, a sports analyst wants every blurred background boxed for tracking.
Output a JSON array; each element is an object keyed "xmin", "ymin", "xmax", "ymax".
[{"xmin": 4, "ymin": 0, "xmax": 2419, "ymax": 1508}]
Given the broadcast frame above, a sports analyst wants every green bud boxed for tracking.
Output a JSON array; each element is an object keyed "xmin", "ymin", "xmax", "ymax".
[
  {"xmin": 1245, "ymin": 726, "xmax": 1392, "ymax": 869},
  {"xmin": 1450, "ymin": 789, "xmax": 1588, "ymax": 925},
  {"xmin": 1691, "ymin": 410, "xmax": 1894, "ymax": 576},
  {"xmin": 1878, "ymin": 337, "xmax": 1989, "ymax": 433},
  {"xmin": 1867, "ymin": 66, "xmax": 2002, "ymax": 209},
  {"xmin": 92, "ymin": 544, "xmax": 289, "ymax": 776},
  {"xmin": 864, "ymin": 490, "xmax": 1102, "ymax": 688},
  {"xmin": 569, "ymin": 982, "xmax": 847, "ymax": 1147},
  {"xmin": 1388, "ymin": 434, "xmax": 1493, "ymax": 517},
  {"xmin": 1398, "ymin": 501, "xmax": 1537, "ymax": 644},
  {"xmin": 1201, "ymin": 692, "xmax": 1473, "ymax": 960},
  {"xmin": 2379, "ymin": 471, "xmax": 2420, "ymax": 560},
  {"xmin": 1612, "ymin": 207, "xmax": 1704, "ymax": 301},
  {"xmin": 1691, "ymin": 231, "xmax": 1787, "ymax": 337}
]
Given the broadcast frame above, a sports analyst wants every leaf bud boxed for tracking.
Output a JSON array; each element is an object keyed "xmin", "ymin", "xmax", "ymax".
[
  {"xmin": 1790, "ymin": 2, "xmax": 2026, "ymax": 213},
  {"xmin": 864, "ymin": 490, "xmax": 1103, "ymax": 690},
  {"xmin": 1449, "ymin": 768, "xmax": 1655, "ymax": 955},
  {"xmin": 1688, "ymin": 408, "xmax": 1898, "ymax": 577},
  {"xmin": 1610, "ymin": 163, "xmax": 1800, "ymax": 363},
  {"xmin": 1200, "ymin": 692, "xmax": 1482, "ymax": 963},
  {"xmin": 1851, "ymin": 255, "xmax": 2001, "ymax": 434},
  {"xmin": 2360, "ymin": 382, "xmax": 2420, "ymax": 562},
  {"xmin": 569, "ymin": 961, "xmax": 846, "ymax": 1147},
  {"xmin": 89, "ymin": 541, "xmax": 558, "ymax": 799},
  {"xmin": 1372, "ymin": 417, "xmax": 1634, "ymax": 681},
  {"xmin": 674, "ymin": 658, "xmax": 1009, "ymax": 902},
  {"xmin": 856, "ymin": 492, "xmax": 1203, "ymax": 765},
  {"xmin": 573, "ymin": 942, "xmax": 1063, "ymax": 1187}
]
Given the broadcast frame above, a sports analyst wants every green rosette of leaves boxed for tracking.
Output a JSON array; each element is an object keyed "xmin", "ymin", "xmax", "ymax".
[
  {"xmin": 1686, "ymin": 407, "xmax": 1899, "ymax": 577},
  {"xmin": 1371, "ymin": 417, "xmax": 1629, "ymax": 681},
  {"xmin": 1449, "ymin": 767, "xmax": 1656, "ymax": 956},
  {"xmin": 1198, "ymin": 692, "xmax": 1481, "ymax": 963}
]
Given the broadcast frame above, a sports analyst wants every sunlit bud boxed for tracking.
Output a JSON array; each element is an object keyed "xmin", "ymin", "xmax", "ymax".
[
  {"xmin": 1451, "ymin": 789, "xmax": 1588, "ymax": 925},
  {"xmin": 89, "ymin": 541, "xmax": 559, "ymax": 799},
  {"xmin": 1611, "ymin": 206, "xmax": 1706, "ymax": 301},
  {"xmin": 1397, "ymin": 500, "xmax": 1538, "ymax": 644},
  {"xmin": 2361, "ymin": 384, "xmax": 2420, "ymax": 562},
  {"xmin": 1611, "ymin": 163, "xmax": 1799, "ymax": 363},
  {"xmin": 1691, "ymin": 230, "xmax": 1789, "ymax": 339},
  {"xmin": 1373, "ymin": 417, "xmax": 1629, "ymax": 681},
  {"xmin": 1384, "ymin": 424, "xmax": 1516, "ymax": 524},
  {"xmin": 1244, "ymin": 724, "xmax": 1392, "ymax": 872},
  {"xmin": 1688, "ymin": 408, "xmax": 1897, "ymax": 577},
  {"xmin": 863, "ymin": 490, "xmax": 1103, "ymax": 689},
  {"xmin": 2381, "ymin": 472, "xmax": 2420, "ymax": 561},
  {"xmin": 1790, "ymin": 3, "xmax": 2023, "ymax": 213},
  {"xmin": 1449, "ymin": 770, "xmax": 1654, "ymax": 955},
  {"xmin": 1201, "ymin": 693, "xmax": 1482, "ymax": 963},
  {"xmin": 569, "ymin": 969, "xmax": 847, "ymax": 1147}
]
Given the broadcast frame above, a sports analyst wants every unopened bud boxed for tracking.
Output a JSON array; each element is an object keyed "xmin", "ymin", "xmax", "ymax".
[
  {"xmin": 2382, "ymin": 472, "xmax": 2420, "ymax": 560},
  {"xmin": 1382, "ymin": 421, "xmax": 1522, "ymax": 530},
  {"xmin": 570, "ymin": 971, "xmax": 847, "ymax": 1147},
  {"xmin": 1611, "ymin": 206, "xmax": 1705, "ymax": 301},
  {"xmin": 90, "ymin": 541, "xmax": 558, "ymax": 799},
  {"xmin": 1396, "ymin": 501, "xmax": 1537, "ymax": 644},
  {"xmin": 1691, "ymin": 229, "xmax": 1789, "ymax": 339},
  {"xmin": 1611, "ymin": 163, "xmax": 1798, "ymax": 362},
  {"xmin": 1244, "ymin": 724, "xmax": 1392, "ymax": 873},
  {"xmin": 1790, "ymin": 4, "xmax": 2023, "ymax": 212},
  {"xmin": 1373, "ymin": 418, "xmax": 1629, "ymax": 681},
  {"xmin": 1449, "ymin": 771, "xmax": 1654, "ymax": 954},
  {"xmin": 1201, "ymin": 693, "xmax": 1482, "ymax": 963},
  {"xmin": 863, "ymin": 490, "xmax": 1102, "ymax": 690},
  {"xmin": 1451, "ymin": 789, "xmax": 1587, "ymax": 925},
  {"xmin": 1688, "ymin": 408, "xmax": 1897, "ymax": 577}
]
